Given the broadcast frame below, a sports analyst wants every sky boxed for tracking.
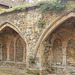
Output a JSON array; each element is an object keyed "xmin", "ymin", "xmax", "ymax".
[{"xmin": 29, "ymin": 0, "xmax": 41, "ymax": 3}]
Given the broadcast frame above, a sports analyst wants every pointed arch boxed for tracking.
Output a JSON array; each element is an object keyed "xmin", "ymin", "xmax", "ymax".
[
  {"xmin": 35, "ymin": 9, "xmax": 75, "ymax": 56},
  {"xmin": 0, "ymin": 22, "xmax": 28, "ymax": 62},
  {"xmin": 0, "ymin": 22, "xmax": 27, "ymax": 44}
]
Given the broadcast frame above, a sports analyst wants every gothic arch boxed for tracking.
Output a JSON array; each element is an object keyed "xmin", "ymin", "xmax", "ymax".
[
  {"xmin": 51, "ymin": 28, "xmax": 75, "ymax": 44},
  {"xmin": 0, "ymin": 22, "xmax": 27, "ymax": 44},
  {"xmin": 0, "ymin": 22, "xmax": 27, "ymax": 62},
  {"xmin": 35, "ymin": 10, "xmax": 75, "ymax": 56}
]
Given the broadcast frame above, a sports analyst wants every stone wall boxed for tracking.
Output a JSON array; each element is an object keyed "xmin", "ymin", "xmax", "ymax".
[
  {"xmin": 0, "ymin": 2, "xmax": 75, "ymax": 74},
  {"xmin": 0, "ymin": 27, "xmax": 26, "ymax": 69},
  {"xmin": 38, "ymin": 17, "xmax": 75, "ymax": 75}
]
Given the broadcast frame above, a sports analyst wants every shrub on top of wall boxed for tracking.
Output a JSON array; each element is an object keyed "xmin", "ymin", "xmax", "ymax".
[{"xmin": 37, "ymin": 1, "xmax": 67, "ymax": 12}]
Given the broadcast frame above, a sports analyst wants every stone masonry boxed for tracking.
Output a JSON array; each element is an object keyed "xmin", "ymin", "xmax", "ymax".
[{"xmin": 0, "ymin": 1, "xmax": 75, "ymax": 75}]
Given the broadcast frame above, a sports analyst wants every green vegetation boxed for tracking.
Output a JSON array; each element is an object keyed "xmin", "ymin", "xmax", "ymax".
[
  {"xmin": 27, "ymin": 72, "xmax": 40, "ymax": 75},
  {"xmin": 14, "ymin": 7, "xmax": 22, "ymax": 10},
  {"xmin": 9, "ymin": 6, "xmax": 12, "ymax": 8},
  {"xmin": 39, "ymin": 19, "xmax": 46, "ymax": 27},
  {"xmin": 33, "ymin": 73, "xmax": 40, "ymax": 75},
  {"xmin": 0, "ymin": 1, "xmax": 75, "ymax": 15},
  {"xmin": 0, "ymin": 68, "xmax": 25, "ymax": 75},
  {"xmin": 0, "ymin": 68, "xmax": 40, "ymax": 75},
  {"xmin": 37, "ymin": 1, "xmax": 67, "ymax": 12},
  {"xmin": 73, "ymin": 8, "xmax": 75, "ymax": 10},
  {"xmin": 1, "ymin": 9, "xmax": 6, "ymax": 11},
  {"xmin": 37, "ymin": 1, "xmax": 67, "ymax": 27},
  {"xmin": 26, "ymin": 69, "xmax": 40, "ymax": 75}
]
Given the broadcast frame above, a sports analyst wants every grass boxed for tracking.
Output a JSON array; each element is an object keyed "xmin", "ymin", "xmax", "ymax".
[
  {"xmin": 0, "ymin": 68, "xmax": 25, "ymax": 75},
  {"xmin": 0, "ymin": 68, "xmax": 40, "ymax": 75}
]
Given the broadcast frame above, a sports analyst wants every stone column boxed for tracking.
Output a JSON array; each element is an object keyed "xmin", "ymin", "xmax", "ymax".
[
  {"xmin": 14, "ymin": 39, "xmax": 16, "ymax": 62},
  {"xmin": 62, "ymin": 41, "xmax": 67, "ymax": 65},
  {"xmin": 49, "ymin": 44, "xmax": 53, "ymax": 69},
  {"xmin": 0, "ymin": 44, "xmax": 2, "ymax": 60},
  {"xmin": 7, "ymin": 42, "xmax": 10, "ymax": 61},
  {"xmin": 23, "ymin": 44, "xmax": 26, "ymax": 62},
  {"xmin": 39, "ymin": 44, "xmax": 45, "ymax": 75}
]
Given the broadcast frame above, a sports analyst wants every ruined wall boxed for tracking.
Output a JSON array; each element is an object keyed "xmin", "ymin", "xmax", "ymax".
[
  {"xmin": 0, "ymin": 1, "xmax": 75, "ymax": 74},
  {"xmin": 0, "ymin": 27, "xmax": 26, "ymax": 70},
  {"xmin": 37, "ymin": 17, "xmax": 75, "ymax": 75}
]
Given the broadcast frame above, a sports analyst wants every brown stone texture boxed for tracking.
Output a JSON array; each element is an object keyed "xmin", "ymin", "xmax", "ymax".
[
  {"xmin": 53, "ymin": 39, "xmax": 62, "ymax": 65},
  {"xmin": 0, "ymin": 3, "xmax": 74, "ymax": 75},
  {"xmin": 2, "ymin": 44, "xmax": 7, "ymax": 61},
  {"xmin": 9, "ymin": 40, "xmax": 14, "ymax": 61},
  {"xmin": 67, "ymin": 39, "xmax": 75, "ymax": 64},
  {"xmin": 0, "ymin": 26, "xmax": 26, "ymax": 69},
  {"xmin": 38, "ymin": 17, "xmax": 75, "ymax": 74},
  {"xmin": 16, "ymin": 38, "xmax": 24, "ymax": 62}
]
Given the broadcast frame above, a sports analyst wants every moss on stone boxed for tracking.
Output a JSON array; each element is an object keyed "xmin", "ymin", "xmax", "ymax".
[{"xmin": 0, "ymin": 1, "xmax": 75, "ymax": 15}]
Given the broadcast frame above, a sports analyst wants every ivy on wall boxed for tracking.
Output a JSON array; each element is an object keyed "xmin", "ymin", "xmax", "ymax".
[
  {"xmin": 37, "ymin": 1, "xmax": 67, "ymax": 12},
  {"xmin": 38, "ymin": 19, "xmax": 46, "ymax": 27},
  {"xmin": 37, "ymin": 1, "xmax": 67, "ymax": 27}
]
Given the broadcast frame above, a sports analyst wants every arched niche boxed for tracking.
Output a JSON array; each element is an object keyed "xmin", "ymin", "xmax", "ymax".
[
  {"xmin": 53, "ymin": 38, "xmax": 62, "ymax": 65},
  {"xmin": 35, "ymin": 11, "xmax": 75, "ymax": 75},
  {"xmin": 66, "ymin": 39, "xmax": 75, "ymax": 65},
  {"xmin": 35, "ymin": 11, "xmax": 75, "ymax": 57},
  {"xmin": 16, "ymin": 37, "xmax": 24, "ymax": 62},
  {"xmin": 0, "ymin": 23, "xmax": 26, "ymax": 63},
  {"xmin": 37, "ymin": 16, "xmax": 75, "ymax": 75},
  {"xmin": 2, "ymin": 34, "xmax": 9, "ymax": 61}
]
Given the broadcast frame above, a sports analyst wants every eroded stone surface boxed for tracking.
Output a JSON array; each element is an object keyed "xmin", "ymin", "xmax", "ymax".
[{"xmin": 0, "ymin": 4, "xmax": 75, "ymax": 75}]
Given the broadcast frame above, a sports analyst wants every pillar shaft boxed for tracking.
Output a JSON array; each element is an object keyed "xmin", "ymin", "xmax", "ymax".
[
  {"xmin": 14, "ymin": 39, "xmax": 16, "ymax": 62},
  {"xmin": 23, "ymin": 45, "xmax": 26, "ymax": 62},
  {"xmin": 7, "ymin": 42, "xmax": 10, "ymax": 61},
  {"xmin": 0, "ymin": 44, "xmax": 2, "ymax": 60},
  {"xmin": 62, "ymin": 41, "xmax": 67, "ymax": 65}
]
